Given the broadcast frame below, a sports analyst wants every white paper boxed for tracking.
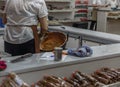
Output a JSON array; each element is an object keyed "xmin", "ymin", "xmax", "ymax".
[{"xmin": 40, "ymin": 52, "xmax": 67, "ymax": 61}]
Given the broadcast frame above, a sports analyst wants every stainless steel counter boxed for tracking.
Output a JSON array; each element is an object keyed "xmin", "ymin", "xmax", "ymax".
[
  {"xmin": 48, "ymin": 26, "xmax": 120, "ymax": 44},
  {"xmin": 0, "ymin": 43, "xmax": 120, "ymax": 84}
]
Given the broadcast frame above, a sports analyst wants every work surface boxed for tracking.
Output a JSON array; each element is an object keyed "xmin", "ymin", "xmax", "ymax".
[
  {"xmin": 0, "ymin": 43, "xmax": 120, "ymax": 77},
  {"xmin": 48, "ymin": 26, "xmax": 120, "ymax": 44}
]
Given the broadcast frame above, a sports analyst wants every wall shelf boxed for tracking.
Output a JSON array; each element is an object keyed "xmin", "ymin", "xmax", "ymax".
[
  {"xmin": 48, "ymin": 9, "xmax": 73, "ymax": 13},
  {"xmin": 46, "ymin": 0, "xmax": 74, "ymax": 22},
  {"xmin": 45, "ymin": 0, "xmax": 71, "ymax": 3}
]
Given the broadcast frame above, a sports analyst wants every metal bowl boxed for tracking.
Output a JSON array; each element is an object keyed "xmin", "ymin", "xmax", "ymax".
[{"xmin": 39, "ymin": 31, "xmax": 67, "ymax": 51}]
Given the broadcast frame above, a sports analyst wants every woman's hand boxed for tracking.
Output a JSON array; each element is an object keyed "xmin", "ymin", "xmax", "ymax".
[{"xmin": 39, "ymin": 31, "xmax": 49, "ymax": 41}]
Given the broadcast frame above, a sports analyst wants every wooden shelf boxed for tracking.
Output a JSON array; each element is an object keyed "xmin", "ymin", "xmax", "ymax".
[
  {"xmin": 46, "ymin": 0, "xmax": 89, "ymax": 24},
  {"xmin": 45, "ymin": 0, "xmax": 71, "ymax": 3},
  {"xmin": 107, "ymin": 16, "xmax": 120, "ymax": 19},
  {"xmin": 58, "ymin": 20, "xmax": 81, "ymax": 23},
  {"xmin": 48, "ymin": 9, "xmax": 73, "ymax": 13}
]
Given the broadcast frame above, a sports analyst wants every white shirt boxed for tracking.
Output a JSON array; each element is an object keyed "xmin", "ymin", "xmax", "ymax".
[
  {"xmin": 107, "ymin": 0, "xmax": 117, "ymax": 8},
  {"xmin": 92, "ymin": 0, "xmax": 102, "ymax": 5},
  {"xmin": 4, "ymin": 0, "xmax": 48, "ymax": 44}
]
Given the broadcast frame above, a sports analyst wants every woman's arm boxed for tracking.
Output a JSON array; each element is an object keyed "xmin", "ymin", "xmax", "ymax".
[
  {"xmin": 39, "ymin": 16, "xmax": 48, "ymax": 35},
  {"xmin": 32, "ymin": 16, "xmax": 48, "ymax": 53}
]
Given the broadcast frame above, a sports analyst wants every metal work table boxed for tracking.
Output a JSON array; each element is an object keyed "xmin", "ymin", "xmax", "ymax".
[
  {"xmin": 48, "ymin": 25, "xmax": 120, "ymax": 45},
  {"xmin": 0, "ymin": 43, "xmax": 120, "ymax": 84}
]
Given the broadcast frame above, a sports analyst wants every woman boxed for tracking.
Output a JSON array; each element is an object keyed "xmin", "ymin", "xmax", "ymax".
[
  {"xmin": 2, "ymin": 0, "xmax": 48, "ymax": 56},
  {"xmin": 106, "ymin": 0, "xmax": 118, "ymax": 9}
]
